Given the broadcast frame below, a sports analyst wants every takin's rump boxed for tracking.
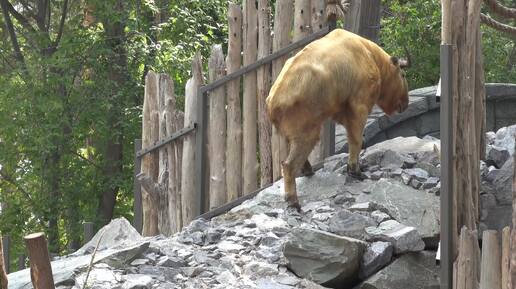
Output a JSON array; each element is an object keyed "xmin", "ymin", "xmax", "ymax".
[{"xmin": 266, "ymin": 28, "xmax": 409, "ymax": 210}]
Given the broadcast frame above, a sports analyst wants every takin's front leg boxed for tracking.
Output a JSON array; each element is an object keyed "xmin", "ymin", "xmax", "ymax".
[{"xmin": 339, "ymin": 105, "xmax": 369, "ymax": 179}]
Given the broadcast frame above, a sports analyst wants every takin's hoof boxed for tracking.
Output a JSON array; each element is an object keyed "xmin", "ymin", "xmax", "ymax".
[
  {"xmin": 346, "ymin": 166, "xmax": 367, "ymax": 181},
  {"xmin": 286, "ymin": 199, "xmax": 301, "ymax": 212}
]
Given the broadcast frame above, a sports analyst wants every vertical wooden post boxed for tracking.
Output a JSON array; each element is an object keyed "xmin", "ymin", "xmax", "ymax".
[
  {"xmin": 226, "ymin": 4, "xmax": 243, "ymax": 201},
  {"xmin": 133, "ymin": 139, "xmax": 143, "ymax": 233},
  {"xmin": 480, "ymin": 230, "xmax": 501, "ymax": 289},
  {"xmin": 357, "ymin": 0, "xmax": 381, "ymax": 42},
  {"xmin": 208, "ymin": 45, "xmax": 227, "ymax": 210},
  {"xmin": 242, "ymin": 0, "xmax": 258, "ymax": 194},
  {"xmin": 162, "ymin": 74, "xmax": 183, "ymax": 233},
  {"xmin": 309, "ymin": 0, "xmax": 329, "ymax": 165},
  {"xmin": 501, "ymin": 227, "xmax": 511, "ymax": 289},
  {"xmin": 0, "ymin": 237, "xmax": 7, "ymax": 289},
  {"xmin": 294, "ymin": 0, "xmax": 311, "ymax": 41},
  {"xmin": 184, "ymin": 53, "xmax": 203, "ymax": 223},
  {"xmin": 271, "ymin": 0, "xmax": 293, "ymax": 181},
  {"xmin": 511, "ymin": 136, "xmax": 516, "ymax": 289},
  {"xmin": 257, "ymin": 0, "xmax": 273, "ymax": 186},
  {"xmin": 83, "ymin": 222, "xmax": 94, "ymax": 243},
  {"xmin": 454, "ymin": 227, "xmax": 481, "ymax": 289},
  {"xmin": 142, "ymin": 72, "xmax": 160, "ymax": 236},
  {"xmin": 24, "ymin": 233, "xmax": 55, "ymax": 289},
  {"xmin": 1, "ymin": 236, "xmax": 8, "ymax": 274},
  {"xmin": 18, "ymin": 254, "xmax": 26, "ymax": 271}
]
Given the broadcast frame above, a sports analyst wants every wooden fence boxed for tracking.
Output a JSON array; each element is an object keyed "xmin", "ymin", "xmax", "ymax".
[{"xmin": 134, "ymin": 0, "xmax": 383, "ymax": 237}]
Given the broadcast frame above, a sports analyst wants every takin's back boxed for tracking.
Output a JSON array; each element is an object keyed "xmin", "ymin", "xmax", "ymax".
[{"xmin": 266, "ymin": 29, "xmax": 394, "ymax": 128}]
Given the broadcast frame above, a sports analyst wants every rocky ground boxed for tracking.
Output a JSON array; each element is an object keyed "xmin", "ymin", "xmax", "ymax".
[{"xmin": 7, "ymin": 125, "xmax": 516, "ymax": 289}]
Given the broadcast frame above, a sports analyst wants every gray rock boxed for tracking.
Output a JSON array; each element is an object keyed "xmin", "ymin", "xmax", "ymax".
[
  {"xmin": 380, "ymin": 150, "xmax": 416, "ymax": 169},
  {"xmin": 356, "ymin": 179, "xmax": 440, "ymax": 243},
  {"xmin": 283, "ymin": 228, "xmax": 366, "ymax": 287},
  {"xmin": 490, "ymin": 157, "xmax": 514, "ymax": 205},
  {"xmin": 205, "ymin": 229, "xmax": 222, "ymax": 244},
  {"xmin": 122, "ymin": 274, "xmax": 153, "ymax": 289},
  {"xmin": 365, "ymin": 220, "xmax": 425, "ymax": 254},
  {"xmin": 323, "ymin": 153, "xmax": 348, "ymax": 172},
  {"xmin": 493, "ymin": 125, "xmax": 516, "ymax": 155},
  {"xmin": 74, "ymin": 218, "xmax": 143, "ymax": 255},
  {"xmin": 359, "ymin": 241, "xmax": 394, "ymax": 279},
  {"xmin": 216, "ymin": 270, "xmax": 237, "ymax": 285},
  {"xmin": 487, "ymin": 145, "xmax": 511, "ymax": 168},
  {"xmin": 422, "ymin": 177, "xmax": 440, "ymax": 189},
  {"xmin": 358, "ymin": 251, "xmax": 439, "ymax": 289},
  {"xmin": 371, "ymin": 211, "xmax": 391, "ymax": 223},
  {"xmin": 217, "ymin": 240, "xmax": 245, "ymax": 253},
  {"xmin": 349, "ymin": 202, "xmax": 377, "ymax": 212},
  {"xmin": 157, "ymin": 256, "xmax": 186, "ymax": 268},
  {"xmin": 256, "ymin": 279, "xmax": 294, "ymax": 289},
  {"xmin": 329, "ymin": 210, "xmax": 377, "ymax": 240},
  {"xmin": 130, "ymin": 259, "xmax": 148, "ymax": 266},
  {"xmin": 403, "ymin": 168, "xmax": 429, "ymax": 182},
  {"xmin": 243, "ymin": 261, "xmax": 278, "ymax": 278},
  {"xmin": 333, "ymin": 192, "xmax": 355, "ymax": 205}
]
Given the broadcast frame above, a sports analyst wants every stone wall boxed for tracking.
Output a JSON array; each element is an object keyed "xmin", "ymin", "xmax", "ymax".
[{"xmin": 336, "ymin": 83, "xmax": 516, "ymax": 153}]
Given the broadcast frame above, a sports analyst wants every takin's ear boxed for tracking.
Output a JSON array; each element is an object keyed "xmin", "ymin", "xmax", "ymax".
[{"xmin": 390, "ymin": 56, "xmax": 399, "ymax": 66}]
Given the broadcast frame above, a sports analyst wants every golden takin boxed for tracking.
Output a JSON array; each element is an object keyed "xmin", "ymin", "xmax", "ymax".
[{"xmin": 266, "ymin": 29, "xmax": 409, "ymax": 210}]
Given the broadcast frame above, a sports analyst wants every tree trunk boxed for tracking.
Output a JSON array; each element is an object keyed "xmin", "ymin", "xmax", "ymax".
[
  {"xmin": 181, "ymin": 53, "xmax": 203, "ymax": 226},
  {"xmin": 272, "ymin": 0, "xmax": 293, "ymax": 181},
  {"xmin": 141, "ymin": 71, "xmax": 160, "ymax": 236},
  {"xmin": 208, "ymin": 45, "xmax": 227, "ymax": 209},
  {"xmin": 257, "ymin": 0, "xmax": 273, "ymax": 187},
  {"xmin": 243, "ymin": 0, "xmax": 258, "ymax": 194},
  {"xmin": 226, "ymin": 4, "xmax": 243, "ymax": 201}
]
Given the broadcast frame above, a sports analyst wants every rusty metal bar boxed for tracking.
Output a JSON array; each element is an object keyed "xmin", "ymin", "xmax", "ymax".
[
  {"xmin": 136, "ymin": 124, "xmax": 196, "ymax": 158},
  {"xmin": 195, "ymin": 88, "xmax": 208, "ymax": 216},
  {"xmin": 133, "ymin": 139, "xmax": 143, "ymax": 233}
]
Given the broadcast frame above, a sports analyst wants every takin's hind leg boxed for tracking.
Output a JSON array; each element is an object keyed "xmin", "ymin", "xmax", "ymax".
[
  {"xmin": 337, "ymin": 105, "xmax": 369, "ymax": 179},
  {"xmin": 300, "ymin": 160, "xmax": 314, "ymax": 177},
  {"xmin": 281, "ymin": 135, "xmax": 318, "ymax": 210}
]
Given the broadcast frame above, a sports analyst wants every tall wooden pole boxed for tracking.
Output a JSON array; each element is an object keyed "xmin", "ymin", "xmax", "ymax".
[
  {"xmin": 271, "ymin": 0, "xmax": 293, "ymax": 181},
  {"xmin": 182, "ymin": 53, "xmax": 203, "ymax": 225},
  {"xmin": 24, "ymin": 233, "xmax": 55, "ymax": 289},
  {"xmin": 511, "ymin": 136, "xmax": 516, "ymax": 289},
  {"xmin": 257, "ymin": 0, "xmax": 273, "ymax": 186},
  {"xmin": 0, "ymin": 237, "xmax": 7, "ymax": 289},
  {"xmin": 242, "ymin": 0, "xmax": 258, "ymax": 194},
  {"xmin": 208, "ymin": 45, "xmax": 227, "ymax": 210},
  {"xmin": 226, "ymin": 4, "xmax": 243, "ymax": 201}
]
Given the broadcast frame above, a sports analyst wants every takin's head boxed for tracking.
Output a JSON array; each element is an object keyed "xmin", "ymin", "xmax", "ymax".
[{"xmin": 377, "ymin": 56, "xmax": 409, "ymax": 116}]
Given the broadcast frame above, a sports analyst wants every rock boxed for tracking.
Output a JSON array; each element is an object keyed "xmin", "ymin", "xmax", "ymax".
[
  {"xmin": 243, "ymin": 261, "xmax": 278, "ymax": 278},
  {"xmin": 260, "ymin": 232, "xmax": 280, "ymax": 247},
  {"xmin": 365, "ymin": 220, "xmax": 425, "ymax": 254},
  {"xmin": 329, "ymin": 210, "xmax": 377, "ymax": 240},
  {"xmin": 371, "ymin": 211, "xmax": 391, "ymax": 223},
  {"xmin": 130, "ymin": 258, "xmax": 148, "ymax": 266},
  {"xmin": 487, "ymin": 145, "xmax": 511, "ymax": 168},
  {"xmin": 333, "ymin": 192, "xmax": 355, "ymax": 205},
  {"xmin": 409, "ymin": 178, "xmax": 423, "ymax": 189},
  {"xmin": 122, "ymin": 274, "xmax": 154, "ymax": 289},
  {"xmin": 283, "ymin": 228, "xmax": 366, "ymax": 287},
  {"xmin": 358, "ymin": 251, "xmax": 439, "ymax": 289},
  {"xmin": 356, "ymin": 179, "xmax": 440, "ymax": 244},
  {"xmin": 380, "ymin": 150, "xmax": 416, "ymax": 169},
  {"xmin": 369, "ymin": 171, "xmax": 384, "ymax": 180},
  {"xmin": 493, "ymin": 124, "xmax": 516, "ymax": 155},
  {"xmin": 422, "ymin": 177, "xmax": 440, "ymax": 189},
  {"xmin": 349, "ymin": 202, "xmax": 377, "ymax": 212},
  {"xmin": 73, "ymin": 265, "xmax": 121, "ymax": 289},
  {"xmin": 323, "ymin": 153, "xmax": 348, "ymax": 172},
  {"xmin": 217, "ymin": 241, "xmax": 245, "ymax": 253},
  {"xmin": 216, "ymin": 270, "xmax": 237, "ymax": 285},
  {"xmin": 74, "ymin": 217, "xmax": 143, "ymax": 255},
  {"xmin": 206, "ymin": 229, "xmax": 222, "ymax": 244},
  {"xmin": 359, "ymin": 241, "xmax": 394, "ymax": 279},
  {"xmin": 490, "ymin": 157, "xmax": 513, "ymax": 205},
  {"xmin": 403, "ymin": 168, "xmax": 429, "ymax": 182},
  {"xmin": 256, "ymin": 279, "xmax": 294, "ymax": 289}
]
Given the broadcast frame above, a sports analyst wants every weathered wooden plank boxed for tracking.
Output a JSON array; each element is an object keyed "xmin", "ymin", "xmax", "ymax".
[
  {"xmin": 271, "ymin": 0, "xmax": 293, "ymax": 181},
  {"xmin": 243, "ymin": 0, "xmax": 259, "ymax": 195},
  {"xmin": 0, "ymin": 237, "xmax": 7, "ymax": 289},
  {"xmin": 226, "ymin": 4, "xmax": 243, "ymax": 201},
  {"xmin": 208, "ymin": 45, "xmax": 227, "ymax": 210},
  {"xmin": 182, "ymin": 53, "xmax": 203, "ymax": 226},
  {"xmin": 501, "ymin": 227, "xmax": 511, "ymax": 289},
  {"xmin": 257, "ymin": 0, "xmax": 273, "ymax": 187},
  {"xmin": 480, "ymin": 230, "xmax": 501, "ymax": 289}
]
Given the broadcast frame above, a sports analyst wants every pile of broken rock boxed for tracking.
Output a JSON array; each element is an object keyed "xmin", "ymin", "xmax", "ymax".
[{"xmin": 8, "ymin": 125, "xmax": 515, "ymax": 289}]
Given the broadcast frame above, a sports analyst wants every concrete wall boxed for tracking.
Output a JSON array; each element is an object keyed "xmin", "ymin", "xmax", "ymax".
[{"xmin": 335, "ymin": 83, "xmax": 516, "ymax": 153}]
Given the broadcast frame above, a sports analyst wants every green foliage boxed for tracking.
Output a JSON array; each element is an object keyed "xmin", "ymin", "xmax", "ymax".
[{"xmin": 381, "ymin": 0, "xmax": 516, "ymax": 89}]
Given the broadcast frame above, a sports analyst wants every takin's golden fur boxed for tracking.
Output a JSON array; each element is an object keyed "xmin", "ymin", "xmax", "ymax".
[{"xmin": 266, "ymin": 29, "xmax": 409, "ymax": 210}]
